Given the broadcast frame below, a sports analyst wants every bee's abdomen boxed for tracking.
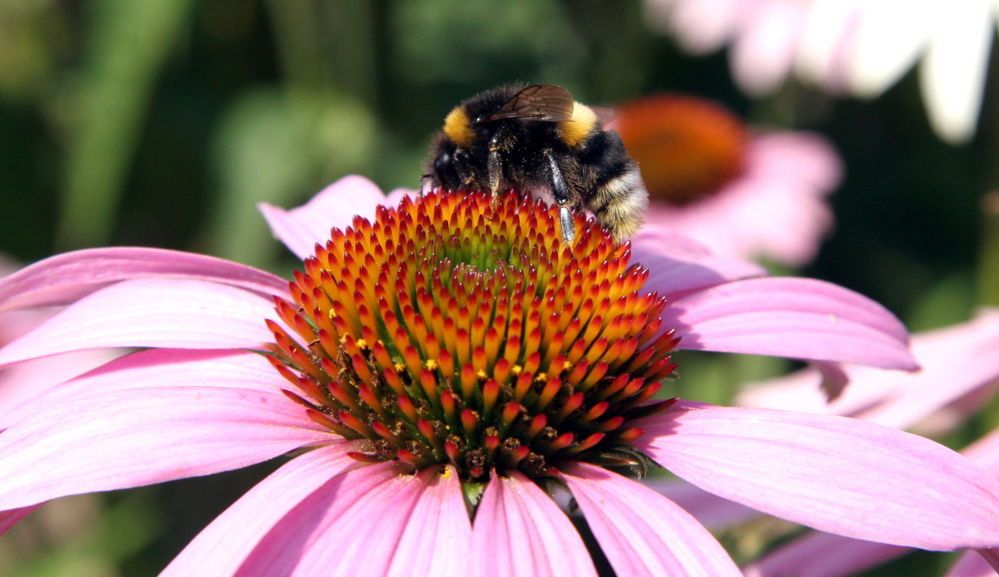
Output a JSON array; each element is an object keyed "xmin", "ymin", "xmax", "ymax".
[{"xmin": 583, "ymin": 132, "xmax": 649, "ymax": 241}]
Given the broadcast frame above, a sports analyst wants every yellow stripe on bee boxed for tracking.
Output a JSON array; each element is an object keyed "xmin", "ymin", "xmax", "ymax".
[
  {"xmin": 558, "ymin": 102, "xmax": 598, "ymax": 148},
  {"xmin": 443, "ymin": 106, "xmax": 475, "ymax": 148}
]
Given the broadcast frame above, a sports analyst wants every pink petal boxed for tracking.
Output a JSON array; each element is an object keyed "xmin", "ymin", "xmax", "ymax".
[
  {"xmin": 632, "ymin": 227, "xmax": 766, "ymax": 297},
  {"xmin": 860, "ymin": 345, "xmax": 999, "ymax": 429},
  {"xmin": 665, "ymin": 277, "xmax": 917, "ymax": 369},
  {"xmin": 738, "ymin": 310, "xmax": 999, "ymax": 430},
  {"xmin": 0, "ymin": 247, "xmax": 286, "ymax": 313},
  {"xmin": 0, "ymin": 308, "xmax": 58, "ymax": 342},
  {"xmin": 385, "ymin": 467, "xmax": 473, "ymax": 577},
  {"xmin": 749, "ymin": 132, "xmax": 843, "ymax": 192},
  {"xmin": 964, "ymin": 427, "xmax": 999, "ymax": 476},
  {"xmin": 0, "ymin": 505, "xmax": 37, "ymax": 536},
  {"xmin": 237, "ymin": 463, "xmax": 470, "ymax": 577},
  {"xmin": 0, "ymin": 279, "xmax": 279, "ymax": 367},
  {"xmin": 0, "ymin": 385, "xmax": 331, "ymax": 510},
  {"xmin": 5, "ymin": 349, "xmax": 286, "ymax": 423},
  {"xmin": 642, "ymin": 478, "xmax": 758, "ymax": 531},
  {"xmin": 259, "ymin": 175, "xmax": 400, "ymax": 259},
  {"xmin": 234, "ymin": 462, "xmax": 401, "ymax": 577},
  {"xmin": 0, "ymin": 348, "xmax": 119, "ymax": 426},
  {"xmin": 472, "ymin": 472, "xmax": 597, "ymax": 577},
  {"xmin": 161, "ymin": 443, "xmax": 356, "ymax": 577},
  {"xmin": 564, "ymin": 463, "xmax": 741, "ymax": 577},
  {"xmin": 947, "ymin": 550, "xmax": 999, "ymax": 577},
  {"xmin": 636, "ymin": 401, "xmax": 999, "ymax": 549},
  {"xmin": 742, "ymin": 531, "xmax": 908, "ymax": 577},
  {"xmin": 736, "ymin": 363, "xmax": 845, "ymax": 414},
  {"xmin": 744, "ymin": 425, "xmax": 999, "ymax": 577},
  {"xmin": 63, "ymin": 349, "xmax": 283, "ymax": 393},
  {"xmin": 855, "ymin": 311, "xmax": 999, "ymax": 429}
]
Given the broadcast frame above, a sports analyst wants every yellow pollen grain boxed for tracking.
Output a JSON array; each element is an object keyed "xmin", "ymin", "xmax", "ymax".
[
  {"xmin": 441, "ymin": 467, "xmax": 453, "ymax": 479},
  {"xmin": 511, "ymin": 365, "xmax": 523, "ymax": 375},
  {"xmin": 425, "ymin": 359, "xmax": 439, "ymax": 371},
  {"xmin": 558, "ymin": 102, "xmax": 598, "ymax": 148},
  {"xmin": 339, "ymin": 335, "xmax": 349, "ymax": 344},
  {"xmin": 393, "ymin": 362, "xmax": 406, "ymax": 373},
  {"xmin": 443, "ymin": 106, "xmax": 475, "ymax": 148},
  {"xmin": 356, "ymin": 339, "xmax": 369, "ymax": 350},
  {"xmin": 535, "ymin": 374, "xmax": 547, "ymax": 383},
  {"xmin": 562, "ymin": 361, "xmax": 573, "ymax": 371},
  {"xmin": 476, "ymin": 369, "xmax": 488, "ymax": 380}
]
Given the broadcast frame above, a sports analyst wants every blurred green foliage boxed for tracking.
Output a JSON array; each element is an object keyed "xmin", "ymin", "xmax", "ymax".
[{"xmin": 0, "ymin": 0, "xmax": 996, "ymax": 574}]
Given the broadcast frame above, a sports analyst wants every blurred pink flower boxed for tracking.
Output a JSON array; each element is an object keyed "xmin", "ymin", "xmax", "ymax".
[
  {"xmin": 614, "ymin": 95, "xmax": 840, "ymax": 266},
  {"xmin": 738, "ymin": 309, "xmax": 999, "ymax": 432},
  {"xmin": 0, "ymin": 176, "xmax": 996, "ymax": 576},
  {"xmin": 645, "ymin": 0, "xmax": 997, "ymax": 143},
  {"xmin": 691, "ymin": 310, "xmax": 999, "ymax": 576},
  {"xmin": 644, "ymin": 0, "xmax": 813, "ymax": 95}
]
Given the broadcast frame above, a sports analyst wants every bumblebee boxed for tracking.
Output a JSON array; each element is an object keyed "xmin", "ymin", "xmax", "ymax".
[{"xmin": 424, "ymin": 84, "xmax": 648, "ymax": 243}]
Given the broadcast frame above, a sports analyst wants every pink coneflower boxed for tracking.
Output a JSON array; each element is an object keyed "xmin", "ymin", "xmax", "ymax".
[
  {"xmin": 0, "ymin": 177, "xmax": 996, "ymax": 575},
  {"xmin": 614, "ymin": 95, "xmax": 840, "ymax": 266},
  {"xmin": 645, "ymin": 0, "xmax": 997, "ymax": 143}
]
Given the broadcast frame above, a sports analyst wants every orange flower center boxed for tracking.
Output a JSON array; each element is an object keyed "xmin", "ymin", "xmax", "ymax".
[
  {"xmin": 266, "ymin": 191, "xmax": 678, "ymax": 481},
  {"xmin": 616, "ymin": 95, "xmax": 747, "ymax": 205}
]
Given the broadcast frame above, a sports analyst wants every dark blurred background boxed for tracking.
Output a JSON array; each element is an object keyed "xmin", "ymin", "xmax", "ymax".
[{"xmin": 0, "ymin": 1, "xmax": 994, "ymax": 575}]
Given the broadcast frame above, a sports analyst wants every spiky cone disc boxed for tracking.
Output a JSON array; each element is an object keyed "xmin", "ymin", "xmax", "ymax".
[{"xmin": 268, "ymin": 190, "xmax": 679, "ymax": 481}]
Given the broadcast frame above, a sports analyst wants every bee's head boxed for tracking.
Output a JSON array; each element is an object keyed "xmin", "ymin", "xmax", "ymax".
[
  {"xmin": 428, "ymin": 136, "xmax": 464, "ymax": 191},
  {"xmin": 426, "ymin": 105, "xmax": 486, "ymax": 191}
]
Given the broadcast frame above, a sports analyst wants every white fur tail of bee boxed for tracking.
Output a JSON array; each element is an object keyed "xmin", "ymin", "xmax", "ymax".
[{"xmin": 593, "ymin": 168, "xmax": 648, "ymax": 241}]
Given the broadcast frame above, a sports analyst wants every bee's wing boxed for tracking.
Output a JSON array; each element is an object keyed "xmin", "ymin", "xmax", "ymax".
[{"xmin": 482, "ymin": 84, "xmax": 574, "ymax": 123}]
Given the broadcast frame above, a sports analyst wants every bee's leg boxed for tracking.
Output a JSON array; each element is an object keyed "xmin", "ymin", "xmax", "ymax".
[
  {"xmin": 544, "ymin": 149, "xmax": 575, "ymax": 244},
  {"xmin": 558, "ymin": 205, "xmax": 575, "ymax": 244},
  {"xmin": 487, "ymin": 134, "xmax": 503, "ymax": 199}
]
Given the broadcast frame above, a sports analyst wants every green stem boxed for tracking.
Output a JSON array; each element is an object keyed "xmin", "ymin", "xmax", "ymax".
[
  {"xmin": 57, "ymin": 0, "xmax": 192, "ymax": 249},
  {"xmin": 979, "ymin": 191, "xmax": 999, "ymax": 306}
]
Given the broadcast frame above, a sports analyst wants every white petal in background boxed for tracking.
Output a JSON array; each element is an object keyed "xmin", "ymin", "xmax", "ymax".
[
  {"xmin": 920, "ymin": 0, "xmax": 995, "ymax": 143},
  {"xmin": 846, "ymin": 0, "xmax": 933, "ymax": 97}
]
